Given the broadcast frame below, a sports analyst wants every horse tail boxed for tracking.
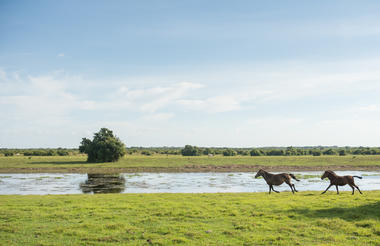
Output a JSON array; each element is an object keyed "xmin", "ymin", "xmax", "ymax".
[
  {"xmin": 289, "ymin": 173, "xmax": 300, "ymax": 181},
  {"xmin": 353, "ymin": 176, "xmax": 362, "ymax": 179}
]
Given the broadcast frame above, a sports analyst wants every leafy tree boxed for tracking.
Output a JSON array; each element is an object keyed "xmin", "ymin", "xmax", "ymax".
[
  {"xmin": 203, "ymin": 148, "xmax": 214, "ymax": 155},
  {"xmin": 240, "ymin": 150, "xmax": 249, "ymax": 156},
  {"xmin": 266, "ymin": 149, "xmax": 285, "ymax": 156},
  {"xmin": 4, "ymin": 151, "xmax": 14, "ymax": 157},
  {"xmin": 338, "ymin": 149, "xmax": 346, "ymax": 156},
  {"xmin": 285, "ymin": 146, "xmax": 297, "ymax": 156},
  {"xmin": 222, "ymin": 149, "xmax": 237, "ymax": 156},
  {"xmin": 352, "ymin": 149, "xmax": 363, "ymax": 155},
  {"xmin": 250, "ymin": 149, "xmax": 262, "ymax": 156},
  {"xmin": 57, "ymin": 149, "xmax": 69, "ymax": 156},
  {"xmin": 323, "ymin": 149, "xmax": 337, "ymax": 155},
  {"xmin": 311, "ymin": 150, "xmax": 322, "ymax": 156},
  {"xmin": 181, "ymin": 145, "xmax": 201, "ymax": 156},
  {"xmin": 141, "ymin": 150, "xmax": 153, "ymax": 156},
  {"xmin": 79, "ymin": 128, "xmax": 126, "ymax": 162}
]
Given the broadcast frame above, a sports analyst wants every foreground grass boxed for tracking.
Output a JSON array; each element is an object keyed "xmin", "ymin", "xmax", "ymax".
[
  {"xmin": 0, "ymin": 191, "xmax": 379, "ymax": 245},
  {"xmin": 0, "ymin": 155, "xmax": 380, "ymax": 173}
]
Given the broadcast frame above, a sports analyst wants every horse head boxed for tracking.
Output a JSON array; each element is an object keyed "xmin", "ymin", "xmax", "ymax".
[
  {"xmin": 255, "ymin": 169, "xmax": 265, "ymax": 178},
  {"xmin": 321, "ymin": 170, "xmax": 334, "ymax": 180}
]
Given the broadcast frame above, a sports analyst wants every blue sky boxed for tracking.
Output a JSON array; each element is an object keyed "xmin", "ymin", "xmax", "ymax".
[{"xmin": 1, "ymin": 1, "xmax": 380, "ymax": 148}]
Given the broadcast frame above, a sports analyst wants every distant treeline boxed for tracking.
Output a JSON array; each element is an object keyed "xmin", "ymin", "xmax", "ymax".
[
  {"xmin": 126, "ymin": 145, "xmax": 380, "ymax": 156},
  {"xmin": 2, "ymin": 146, "xmax": 380, "ymax": 157},
  {"xmin": 0, "ymin": 148, "xmax": 79, "ymax": 157}
]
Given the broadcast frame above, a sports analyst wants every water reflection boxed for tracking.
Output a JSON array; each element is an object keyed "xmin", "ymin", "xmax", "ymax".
[{"xmin": 80, "ymin": 173, "xmax": 125, "ymax": 194}]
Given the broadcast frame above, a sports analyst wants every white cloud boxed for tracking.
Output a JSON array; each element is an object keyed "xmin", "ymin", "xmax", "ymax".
[
  {"xmin": 139, "ymin": 82, "xmax": 203, "ymax": 113},
  {"xmin": 178, "ymin": 95, "xmax": 242, "ymax": 113},
  {"xmin": 141, "ymin": 113, "xmax": 174, "ymax": 121},
  {"xmin": 356, "ymin": 104, "xmax": 380, "ymax": 112},
  {"xmin": 0, "ymin": 68, "xmax": 7, "ymax": 81},
  {"xmin": 2, "ymin": 58, "xmax": 380, "ymax": 147},
  {"xmin": 57, "ymin": 53, "xmax": 65, "ymax": 57}
]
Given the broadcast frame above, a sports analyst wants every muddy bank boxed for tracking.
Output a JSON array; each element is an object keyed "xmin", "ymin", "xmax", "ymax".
[{"xmin": 0, "ymin": 164, "xmax": 379, "ymax": 173}]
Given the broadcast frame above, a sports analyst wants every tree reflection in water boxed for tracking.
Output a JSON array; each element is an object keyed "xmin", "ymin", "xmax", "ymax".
[{"xmin": 80, "ymin": 173, "xmax": 126, "ymax": 194}]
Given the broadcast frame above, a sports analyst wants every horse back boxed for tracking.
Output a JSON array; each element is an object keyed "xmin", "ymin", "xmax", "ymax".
[
  {"xmin": 332, "ymin": 175, "xmax": 354, "ymax": 186},
  {"xmin": 270, "ymin": 173, "xmax": 289, "ymax": 185}
]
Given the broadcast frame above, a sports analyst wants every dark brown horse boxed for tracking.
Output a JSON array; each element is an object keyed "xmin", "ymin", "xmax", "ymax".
[
  {"xmin": 321, "ymin": 170, "xmax": 362, "ymax": 195},
  {"xmin": 255, "ymin": 169, "xmax": 300, "ymax": 194}
]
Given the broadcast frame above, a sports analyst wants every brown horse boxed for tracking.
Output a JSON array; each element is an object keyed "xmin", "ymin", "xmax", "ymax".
[
  {"xmin": 255, "ymin": 169, "xmax": 300, "ymax": 194},
  {"xmin": 321, "ymin": 170, "xmax": 362, "ymax": 195}
]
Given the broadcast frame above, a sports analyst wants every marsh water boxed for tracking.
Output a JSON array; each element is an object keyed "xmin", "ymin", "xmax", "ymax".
[{"xmin": 0, "ymin": 171, "xmax": 379, "ymax": 195}]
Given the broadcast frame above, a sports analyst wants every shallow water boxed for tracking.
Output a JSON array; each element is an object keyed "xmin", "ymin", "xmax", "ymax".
[{"xmin": 0, "ymin": 171, "xmax": 379, "ymax": 195}]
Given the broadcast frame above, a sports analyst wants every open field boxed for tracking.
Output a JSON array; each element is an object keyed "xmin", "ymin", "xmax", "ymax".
[
  {"xmin": 0, "ymin": 191, "xmax": 379, "ymax": 245},
  {"xmin": 0, "ymin": 155, "xmax": 380, "ymax": 173}
]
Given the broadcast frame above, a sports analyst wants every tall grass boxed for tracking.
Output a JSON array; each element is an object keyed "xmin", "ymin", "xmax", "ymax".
[{"xmin": 0, "ymin": 191, "xmax": 379, "ymax": 245}]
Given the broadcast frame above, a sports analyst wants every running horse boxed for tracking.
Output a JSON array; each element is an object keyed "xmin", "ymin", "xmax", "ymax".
[
  {"xmin": 321, "ymin": 170, "xmax": 363, "ymax": 195},
  {"xmin": 255, "ymin": 169, "xmax": 300, "ymax": 194}
]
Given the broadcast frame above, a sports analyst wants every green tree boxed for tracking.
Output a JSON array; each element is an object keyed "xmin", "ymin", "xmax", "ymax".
[
  {"xmin": 203, "ymin": 148, "xmax": 214, "ymax": 155},
  {"xmin": 181, "ymin": 145, "xmax": 201, "ymax": 156},
  {"xmin": 266, "ymin": 149, "xmax": 285, "ymax": 156},
  {"xmin": 79, "ymin": 128, "xmax": 126, "ymax": 162},
  {"xmin": 312, "ymin": 150, "xmax": 322, "ymax": 156},
  {"xmin": 250, "ymin": 149, "xmax": 262, "ymax": 156},
  {"xmin": 141, "ymin": 150, "xmax": 153, "ymax": 156},
  {"xmin": 338, "ymin": 149, "xmax": 346, "ymax": 156},
  {"xmin": 285, "ymin": 146, "xmax": 296, "ymax": 156},
  {"xmin": 323, "ymin": 149, "xmax": 337, "ymax": 155},
  {"xmin": 222, "ymin": 149, "xmax": 237, "ymax": 156}
]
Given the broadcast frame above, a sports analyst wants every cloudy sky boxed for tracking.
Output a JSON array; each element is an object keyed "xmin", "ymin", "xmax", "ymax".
[{"xmin": 1, "ymin": 1, "xmax": 380, "ymax": 148}]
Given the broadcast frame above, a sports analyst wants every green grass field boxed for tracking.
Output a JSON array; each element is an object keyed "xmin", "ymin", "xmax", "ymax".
[
  {"xmin": 0, "ymin": 155, "xmax": 380, "ymax": 173},
  {"xmin": 0, "ymin": 191, "xmax": 379, "ymax": 245}
]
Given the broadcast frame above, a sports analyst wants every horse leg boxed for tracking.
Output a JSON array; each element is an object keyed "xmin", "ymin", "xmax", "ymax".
[
  {"xmin": 349, "ymin": 184, "xmax": 355, "ymax": 195},
  {"xmin": 354, "ymin": 184, "xmax": 363, "ymax": 194},
  {"xmin": 285, "ymin": 181, "xmax": 294, "ymax": 194},
  {"xmin": 272, "ymin": 186, "xmax": 280, "ymax": 193},
  {"xmin": 335, "ymin": 185, "xmax": 339, "ymax": 194},
  {"xmin": 321, "ymin": 184, "xmax": 332, "ymax": 194},
  {"xmin": 268, "ymin": 185, "xmax": 272, "ymax": 194},
  {"xmin": 292, "ymin": 184, "xmax": 298, "ymax": 192}
]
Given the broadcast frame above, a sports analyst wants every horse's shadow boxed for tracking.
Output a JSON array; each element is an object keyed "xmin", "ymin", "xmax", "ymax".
[{"xmin": 291, "ymin": 200, "xmax": 380, "ymax": 221}]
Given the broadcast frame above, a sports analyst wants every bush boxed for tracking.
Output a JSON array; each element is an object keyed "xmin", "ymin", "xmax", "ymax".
[
  {"xmin": 181, "ymin": 145, "xmax": 201, "ymax": 156},
  {"xmin": 323, "ymin": 149, "xmax": 337, "ymax": 155},
  {"xmin": 266, "ymin": 149, "xmax": 284, "ymax": 156},
  {"xmin": 237, "ymin": 150, "xmax": 249, "ymax": 156},
  {"xmin": 250, "ymin": 149, "xmax": 262, "ymax": 156},
  {"xmin": 4, "ymin": 152, "xmax": 14, "ymax": 157},
  {"xmin": 57, "ymin": 149, "xmax": 69, "ymax": 156},
  {"xmin": 141, "ymin": 150, "xmax": 153, "ymax": 156},
  {"xmin": 203, "ymin": 148, "xmax": 214, "ymax": 155},
  {"xmin": 222, "ymin": 149, "xmax": 237, "ymax": 156},
  {"xmin": 312, "ymin": 150, "xmax": 321, "ymax": 156},
  {"xmin": 338, "ymin": 149, "xmax": 346, "ymax": 156},
  {"xmin": 79, "ymin": 128, "xmax": 126, "ymax": 162},
  {"xmin": 47, "ymin": 150, "xmax": 57, "ymax": 156}
]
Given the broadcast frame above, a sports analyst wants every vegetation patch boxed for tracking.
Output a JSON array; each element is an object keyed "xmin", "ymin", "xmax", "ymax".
[
  {"xmin": 0, "ymin": 191, "xmax": 379, "ymax": 245},
  {"xmin": 0, "ymin": 155, "xmax": 380, "ymax": 173}
]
